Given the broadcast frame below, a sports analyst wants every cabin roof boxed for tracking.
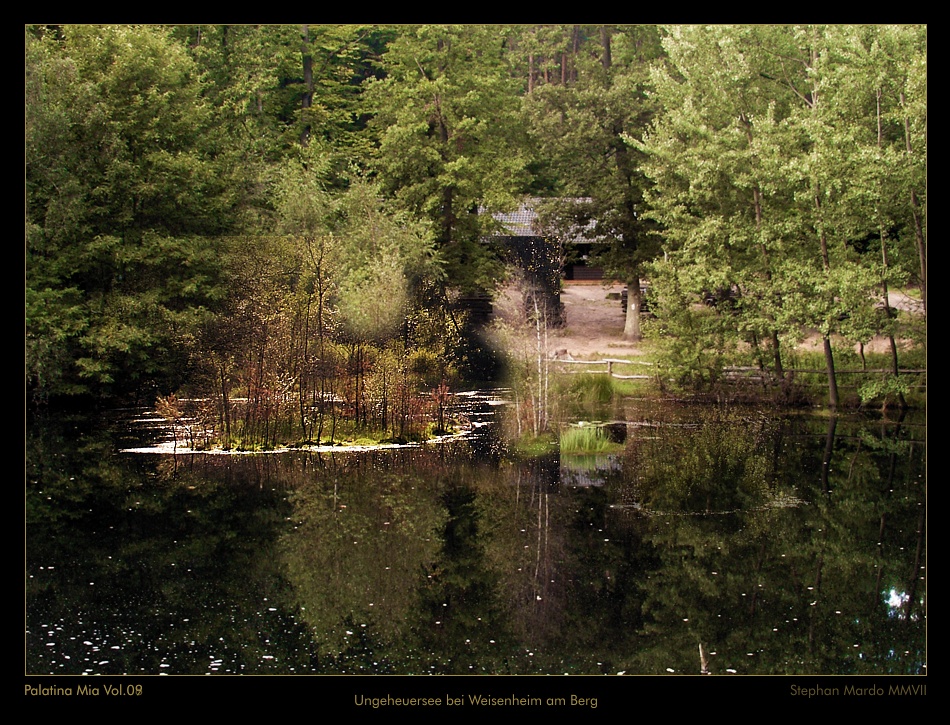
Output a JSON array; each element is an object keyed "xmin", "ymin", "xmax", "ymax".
[{"xmin": 484, "ymin": 197, "xmax": 609, "ymax": 244}]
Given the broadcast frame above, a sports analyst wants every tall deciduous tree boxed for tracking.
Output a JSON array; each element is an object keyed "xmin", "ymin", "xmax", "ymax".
[
  {"xmin": 330, "ymin": 178, "xmax": 439, "ymax": 342},
  {"xmin": 637, "ymin": 24, "xmax": 924, "ymax": 405},
  {"xmin": 637, "ymin": 24, "xmax": 803, "ymax": 379}
]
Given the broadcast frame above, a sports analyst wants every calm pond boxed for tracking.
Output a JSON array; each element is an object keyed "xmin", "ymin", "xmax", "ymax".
[{"xmin": 26, "ymin": 393, "xmax": 925, "ymax": 675}]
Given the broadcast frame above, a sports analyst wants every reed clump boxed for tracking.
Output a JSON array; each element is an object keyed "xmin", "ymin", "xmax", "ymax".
[{"xmin": 559, "ymin": 424, "xmax": 621, "ymax": 455}]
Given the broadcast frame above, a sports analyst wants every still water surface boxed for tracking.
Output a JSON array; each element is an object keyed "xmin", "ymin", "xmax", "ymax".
[{"xmin": 26, "ymin": 394, "xmax": 925, "ymax": 675}]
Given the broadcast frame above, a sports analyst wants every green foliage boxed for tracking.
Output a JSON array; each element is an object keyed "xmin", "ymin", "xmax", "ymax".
[
  {"xmin": 173, "ymin": 24, "xmax": 381, "ymax": 174},
  {"xmin": 558, "ymin": 372, "xmax": 626, "ymax": 421},
  {"xmin": 511, "ymin": 433, "xmax": 557, "ymax": 457},
  {"xmin": 565, "ymin": 373, "xmax": 615, "ymax": 407},
  {"xmin": 559, "ymin": 425, "xmax": 620, "ymax": 455},
  {"xmin": 524, "ymin": 25, "xmax": 666, "ymax": 341},
  {"xmin": 171, "ymin": 165, "xmax": 452, "ymax": 448},
  {"xmin": 637, "ymin": 24, "xmax": 925, "ymax": 403},
  {"xmin": 26, "ymin": 24, "xmax": 924, "ymax": 414},
  {"xmin": 329, "ymin": 179, "xmax": 439, "ymax": 341},
  {"xmin": 26, "ymin": 25, "xmax": 237, "ymax": 401},
  {"xmin": 365, "ymin": 24, "xmax": 531, "ymax": 290},
  {"xmin": 858, "ymin": 375, "xmax": 914, "ymax": 410},
  {"xmin": 643, "ymin": 262, "xmax": 739, "ymax": 388}
]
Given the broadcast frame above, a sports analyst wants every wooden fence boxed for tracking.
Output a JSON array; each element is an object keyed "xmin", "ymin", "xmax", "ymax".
[
  {"xmin": 553, "ymin": 358, "xmax": 654, "ymax": 380},
  {"xmin": 553, "ymin": 358, "xmax": 926, "ymax": 391},
  {"xmin": 720, "ymin": 366, "xmax": 927, "ymax": 391}
]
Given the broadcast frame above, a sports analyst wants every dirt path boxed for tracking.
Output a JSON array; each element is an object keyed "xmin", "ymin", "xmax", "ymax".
[
  {"xmin": 495, "ymin": 281, "xmax": 921, "ymax": 360},
  {"xmin": 551, "ymin": 281, "xmax": 641, "ymax": 359},
  {"xmin": 493, "ymin": 281, "xmax": 638, "ymax": 359}
]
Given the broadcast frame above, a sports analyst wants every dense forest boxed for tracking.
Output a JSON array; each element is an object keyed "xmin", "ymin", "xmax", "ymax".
[{"xmin": 25, "ymin": 25, "xmax": 926, "ymax": 443}]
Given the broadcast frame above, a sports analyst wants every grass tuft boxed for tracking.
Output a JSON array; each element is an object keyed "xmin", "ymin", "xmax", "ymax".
[{"xmin": 559, "ymin": 425, "xmax": 622, "ymax": 455}]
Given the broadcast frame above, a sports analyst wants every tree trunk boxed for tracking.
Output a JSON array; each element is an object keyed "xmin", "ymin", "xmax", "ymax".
[
  {"xmin": 220, "ymin": 365, "xmax": 231, "ymax": 450},
  {"xmin": 440, "ymin": 184, "xmax": 454, "ymax": 245},
  {"xmin": 822, "ymin": 335, "xmax": 839, "ymax": 409},
  {"xmin": 570, "ymin": 26, "xmax": 580, "ymax": 83},
  {"xmin": 814, "ymin": 189, "xmax": 838, "ymax": 408},
  {"xmin": 436, "ymin": 99, "xmax": 455, "ymax": 245},
  {"xmin": 901, "ymin": 92, "xmax": 926, "ymax": 314},
  {"xmin": 300, "ymin": 25, "xmax": 313, "ymax": 147},
  {"xmin": 740, "ymin": 113, "xmax": 785, "ymax": 380},
  {"xmin": 875, "ymin": 89, "xmax": 906, "ymax": 407},
  {"xmin": 600, "ymin": 26, "xmax": 612, "ymax": 70},
  {"xmin": 623, "ymin": 276, "xmax": 642, "ymax": 341},
  {"xmin": 879, "ymin": 225, "xmax": 905, "ymax": 407}
]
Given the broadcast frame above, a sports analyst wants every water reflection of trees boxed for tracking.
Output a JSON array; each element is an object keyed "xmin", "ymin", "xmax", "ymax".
[
  {"xmin": 609, "ymin": 407, "xmax": 925, "ymax": 674},
  {"xmin": 27, "ymin": 407, "xmax": 924, "ymax": 674},
  {"xmin": 280, "ymin": 452, "xmax": 449, "ymax": 667},
  {"xmin": 26, "ymin": 413, "xmax": 303, "ymax": 674}
]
